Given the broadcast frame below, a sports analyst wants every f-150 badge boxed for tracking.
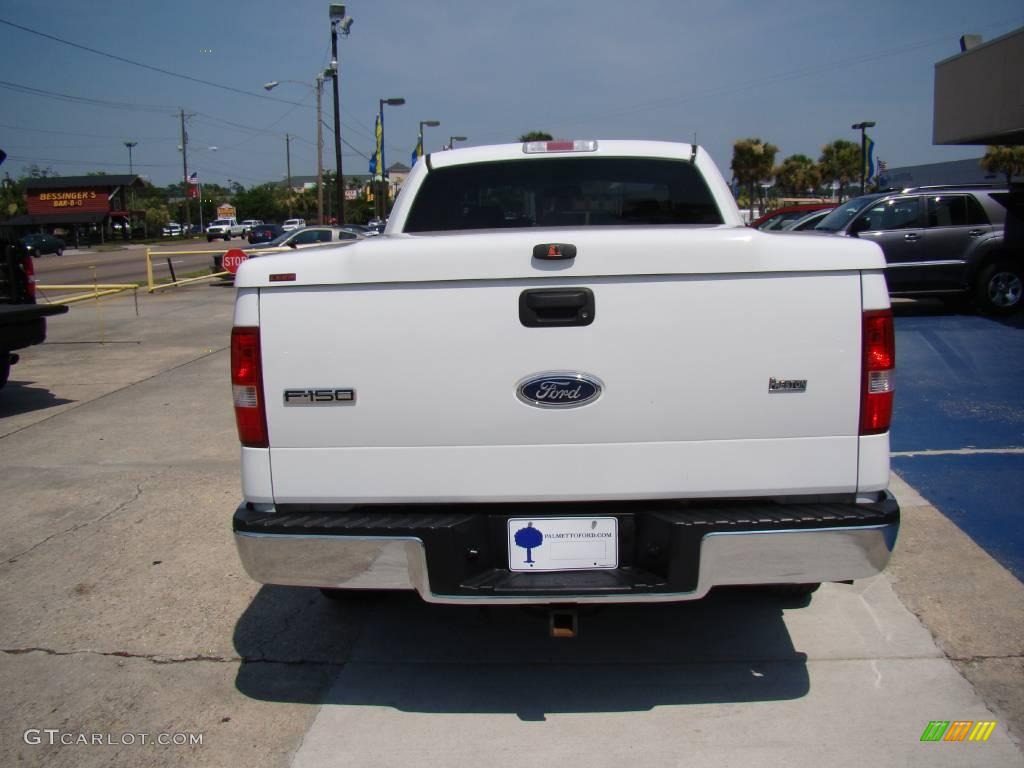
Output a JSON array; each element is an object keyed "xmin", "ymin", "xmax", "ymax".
[
  {"xmin": 517, "ymin": 373, "xmax": 602, "ymax": 409},
  {"xmin": 283, "ymin": 389, "xmax": 356, "ymax": 405}
]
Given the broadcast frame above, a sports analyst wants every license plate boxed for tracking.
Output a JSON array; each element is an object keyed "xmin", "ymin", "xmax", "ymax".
[{"xmin": 507, "ymin": 517, "xmax": 618, "ymax": 572}]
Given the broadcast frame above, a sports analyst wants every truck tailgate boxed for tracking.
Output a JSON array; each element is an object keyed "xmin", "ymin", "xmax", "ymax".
[{"xmin": 252, "ymin": 231, "xmax": 869, "ymax": 503}]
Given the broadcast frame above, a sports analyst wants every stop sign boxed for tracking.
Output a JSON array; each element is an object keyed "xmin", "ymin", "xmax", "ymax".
[{"xmin": 222, "ymin": 248, "xmax": 248, "ymax": 274}]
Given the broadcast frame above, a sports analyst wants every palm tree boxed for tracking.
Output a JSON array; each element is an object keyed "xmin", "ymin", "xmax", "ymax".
[
  {"xmin": 818, "ymin": 140, "xmax": 861, "ymax": 202},
  {"xmin": 731, "ymin": 138, "xmax": 779, "ymax": 220},
  {"xmin": 774, "ymin": 154, "xmax": 821, "ymax": 197},
  {"xmin": 980, "ymin": 145, "xmax": 1024, "ymax": 185}
]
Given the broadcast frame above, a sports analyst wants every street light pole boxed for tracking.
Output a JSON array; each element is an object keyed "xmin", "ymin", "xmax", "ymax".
[
  {"xmin": 124, "ymin": 141, "xmax": 137, "ymax": 175},
  {"xmin": 448, "ymin": 135, "xmax": 467, "ymax": 150},
  {"xmin": 329, "ymin": 5, "xmax": 353, "ymax": 224},
  {"xmin": 285, "ymin": 133, "xmax": 293, "ymax": 217},
  {"xmin": 851, "ymin": 121, "xmax": 876, "ymax": 196},
  {"xmin": 124, "ymin": 141, "xmax": 137, "ymax": 219},
  {"xmin": 417, "ymin": 119, "xmax": 440, "ymax": 161},
  {"xmin": 377, "ymin": 97, "xmax": 405, "ymax": 220}
]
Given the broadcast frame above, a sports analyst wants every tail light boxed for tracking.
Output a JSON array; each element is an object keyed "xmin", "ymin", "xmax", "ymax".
[
  {"xmin": 21, "ymin": 254, "xmax": 36, "ymax": 300},
  {"xmin": 860, "ymin": 309, "xmax": 895, "ymax": 435},
  {"xmin": 231, "ymin": 326, "xmax": 268, "ymax": 447}
]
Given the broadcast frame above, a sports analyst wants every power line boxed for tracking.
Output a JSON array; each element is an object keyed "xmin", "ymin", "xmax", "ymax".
[
  {"xmin": 4, "ymin": 153, "xmax": 176, "ymax": 169},
  {"xmin": 0, "ymin": 79, "xmax": 175, "ymax": 113},
  {"xmin": 0, "ymin": 17, "xmax": 306, "ymax": 107},
  {"xmin": 0, "ymin": 122, "xmax": 178, "ymax": 142}
]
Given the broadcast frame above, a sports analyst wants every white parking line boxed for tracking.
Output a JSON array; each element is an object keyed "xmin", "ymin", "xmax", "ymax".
[{"xmin": 891, "ymin": 448, "xmax": 1024, "ymax": 457}]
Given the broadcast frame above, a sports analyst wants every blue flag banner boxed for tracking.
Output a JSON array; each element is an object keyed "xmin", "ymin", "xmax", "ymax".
[{"xmin": 864, "ymin": 135, "xmax": 876, "ymax": 183}]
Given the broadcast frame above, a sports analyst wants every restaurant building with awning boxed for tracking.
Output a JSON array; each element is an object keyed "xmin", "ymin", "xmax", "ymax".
[{"xmin": 3, "ymin": 174, "xmax": 148, "ymax": 245}]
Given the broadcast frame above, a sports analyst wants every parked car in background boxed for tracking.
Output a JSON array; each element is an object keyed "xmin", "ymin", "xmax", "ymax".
[
  {"xmin": 750, "ymin": 203, "xmax": 835, "ymax": 231},
  {"xmin": 240, "ymin": 219, "xmax": 263, "ymax": 236},
  {"xmin": 808, "ymin": 185, "xmax": 1019, "ymax": 314},
  {"xmin": 281, "ymin": 218, "xmax": 306, "ymax": 232},
  {"xmin": 213, "ymin": 226, "xmax": 364, "ymax": 274},
  {"xmin": 366, "ymin": 218, "xmax": 386, "ymax": 234},
  {"xmin": 20, "ymin": 233, "xmax": 65, "ymax": 257},
  {"xmin": 346, "ymin": 223, "xmax": 382, "ymax": 237},
  {"xmin": 780, "ymin": 208, "xmax": 834, "ymax": 232},
  {"xmin": 162, "ymin": 222, "xmax": 183, "ymax": 237},
  {"xmin": 247, "ymin": 224, "xmax": 284, "ymax": 244}
]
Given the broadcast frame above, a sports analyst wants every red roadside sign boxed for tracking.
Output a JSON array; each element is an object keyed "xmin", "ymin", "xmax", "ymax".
[{"xmin": 222, "ymin": 248, "xmax": 248, "ymax": 274}]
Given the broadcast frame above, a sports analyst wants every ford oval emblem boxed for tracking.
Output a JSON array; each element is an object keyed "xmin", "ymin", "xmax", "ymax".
[{"xmin": 517, "ymin": 372, "xmax": 603, "ymax": 409}]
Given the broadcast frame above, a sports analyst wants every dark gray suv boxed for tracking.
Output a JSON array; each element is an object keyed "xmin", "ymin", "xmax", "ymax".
[{"xmin": 810, "ymin": 185, "xmax": 1021, "ymax": 314}]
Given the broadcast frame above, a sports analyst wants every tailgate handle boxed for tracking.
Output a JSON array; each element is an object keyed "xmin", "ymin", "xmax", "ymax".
[{"xmin": 519, "ymin": 288, "xmax": 595, "ymax": 327}]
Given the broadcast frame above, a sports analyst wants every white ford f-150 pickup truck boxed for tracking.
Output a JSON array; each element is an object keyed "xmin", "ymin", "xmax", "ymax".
[{"xmin": 231, "ymin": 139, "xmax": 898, "ymax": 612}]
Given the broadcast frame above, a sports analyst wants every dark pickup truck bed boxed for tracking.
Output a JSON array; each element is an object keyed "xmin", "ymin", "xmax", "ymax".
[{"xmin": 1, "ymin": 238, "xmax": 68, "ymax": 388}]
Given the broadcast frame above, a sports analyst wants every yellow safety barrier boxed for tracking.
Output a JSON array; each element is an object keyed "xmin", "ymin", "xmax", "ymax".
[
  {"xmin": 144, "ymin": 246, "xmax": 291, "ymax": 292},
  {"xmin": 146, "ymin": 247, "xmax": 229, "ymax": 293},
  {"xmin": 38, "ymin": 284, "xmax": 139, "ymax": 305}
]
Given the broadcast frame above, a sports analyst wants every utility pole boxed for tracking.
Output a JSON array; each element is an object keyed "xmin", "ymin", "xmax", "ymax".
[
  {"xmin": 316, "ymin": 75, "xmax": 324, "ymax": 224},
  {"xmin": 179, "ymin": 108, "xmax": 191, "ymax": 235},
  {"xmin": 285, "ymin": 132, "xmax": 293, "ymax": 217}
]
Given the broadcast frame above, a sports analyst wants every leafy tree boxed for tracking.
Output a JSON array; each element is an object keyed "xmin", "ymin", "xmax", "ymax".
[
  {"xmin": 145, "ymin": 205, "xmax": 171, "ymax": 231},
  {"xmin": 231, "ymin": 183, "xmax": 287, "ymax": 223},
  {"xmin": 980, "ymin": 145, "xmax": 1024, "ymax": 185},
  {"xmin": 819, "ymin": 140, "xmax": 861, "ymax": 202},
  {"xmin": 1, "ymin": 175, "xmax": 26, "ymax": 219},
  {"xmin": 518, "ymin": 131, "xmax": 553, "ymax": 142},
  {"xmin": 731, "ymin": 138, "xmax": 778, "ymax": 217},
  {"xmin": 774, "ymin": 154, "xmax": 821, "ymax": 196}
]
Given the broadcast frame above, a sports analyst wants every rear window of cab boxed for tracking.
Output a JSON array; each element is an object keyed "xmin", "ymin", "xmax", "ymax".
[{"xmin": 404, "ymin": 157, "xmax": 723, "ymax": 232}]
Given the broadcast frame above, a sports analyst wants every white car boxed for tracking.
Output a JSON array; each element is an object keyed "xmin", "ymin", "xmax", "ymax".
[
  {"xmin": 281, "ymin": 218, "xmax": 306, "ymax": 232},
  {"xmin": 240, "ymin": 219, "xmax": 263, "ymax": 236}
]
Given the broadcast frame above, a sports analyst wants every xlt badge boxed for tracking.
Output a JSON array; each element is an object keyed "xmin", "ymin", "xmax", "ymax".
[
  {"xmin": 768, "ymin": 378, "xmax": 807, "ymax": 393},
  {"xmin": 283, "ymin": 388, "xmax": 356, "ymax": 406}
]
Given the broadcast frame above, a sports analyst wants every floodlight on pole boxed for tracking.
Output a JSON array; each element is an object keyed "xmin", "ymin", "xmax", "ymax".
[
  {"xmin": 329, "ymin": 4, "xmax": 353, "ymax": 223},
  {"xmin": 448, "ymin": 135, "xmax": 467, "ymax": 149}
]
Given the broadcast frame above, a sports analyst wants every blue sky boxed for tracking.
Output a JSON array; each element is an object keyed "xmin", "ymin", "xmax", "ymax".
[{"xmin": 1, "ymin": 0, "xmax": 1021, "ymax": 187}]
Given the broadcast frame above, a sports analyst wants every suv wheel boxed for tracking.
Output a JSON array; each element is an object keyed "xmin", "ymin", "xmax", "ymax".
[{"xmin": 975, "ymin": 260, "xmax": 1023, "ymax": 315}]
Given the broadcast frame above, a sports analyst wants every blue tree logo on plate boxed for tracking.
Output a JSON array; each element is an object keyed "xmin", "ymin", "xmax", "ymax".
[{"xmin": 514, "ymin": 522, "xmax": 544, "ymax": 565}]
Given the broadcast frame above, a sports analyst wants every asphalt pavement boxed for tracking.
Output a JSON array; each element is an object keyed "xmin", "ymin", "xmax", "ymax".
[{"xmin": 0, "ymin": 287, "xmax": 1021, "ymax": 767}]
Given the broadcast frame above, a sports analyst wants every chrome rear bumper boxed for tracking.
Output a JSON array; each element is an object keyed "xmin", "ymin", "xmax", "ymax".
[{"xmin": 235, "ymin": 518, "xmax": 898, "ymax": 605}]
